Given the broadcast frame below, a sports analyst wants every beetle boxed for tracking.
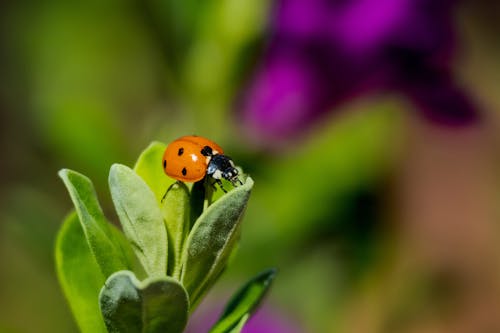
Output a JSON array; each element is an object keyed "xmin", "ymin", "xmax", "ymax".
[{"xmin": 162, "ymin": 135, "xmax": 242, "ymax": 192}]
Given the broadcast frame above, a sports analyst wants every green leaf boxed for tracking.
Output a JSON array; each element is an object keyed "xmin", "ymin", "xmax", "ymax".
[
  {"xmin": 109, "ymin": 164, "xmax": 168, "ymax": 277},
  {"xmin": 161, "ymin": 181, "xmax": 190, "ymax": 279},
  {"xmin": 55, "ymin": 212, "xmax": 107, "ymax": 333},
  {"xmin": 209, "ymin": 268, "xmax": 277, "ymax": 333},
  {"xmin": 181, "ymin": 177, "xmax": 254, "ymax": 307},
  {"xmin": 133, "ymin": 141, "xmax": 175, "ymax": 203},
  {"xmin": 99, "ymin": 270, "xmax": 189, "ymax": 333},
  {"xmin": 227, "ymin": 315, "xmax": 249, "ymax": 333},
  {"xmin": 58, "ymin": 169, "xmax": 132, "ymax": 277}
]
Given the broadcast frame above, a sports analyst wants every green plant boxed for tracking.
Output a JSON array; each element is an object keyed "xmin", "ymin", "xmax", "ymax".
[{"xmin": 56, "ymin": 141, "xmax": 275, "ymax": 333}]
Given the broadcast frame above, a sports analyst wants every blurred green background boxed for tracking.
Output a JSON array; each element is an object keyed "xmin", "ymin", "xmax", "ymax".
[{"xmin": 1, "ymin": 1, "xmax": 500, "ymax": 332}]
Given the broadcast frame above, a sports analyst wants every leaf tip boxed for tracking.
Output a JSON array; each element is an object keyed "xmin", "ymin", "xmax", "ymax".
[
  {"xmin": 146, "ymin": 140, "xmax": 166, "ymax": 149},
  {"xmin": 263, "ymin": 267, "xmax": 278, "ymax": 286},
  {"xmin": 243, "ymin": 176, "xmax": 254, "ymax": 189},
  {"xmin": 109, "ymin": 163, "xmax": 130, "ymax": 181},
  {"xmin": 265, "ymin": 267, "xmax": 278, "ymax": 278},
  {"xmin": 110, "ymin": 163, "xmax": 124, "ymax": 172},
  {"xmin": 58, "ymin": 168, "xmax": 72, "ymax": 182}
]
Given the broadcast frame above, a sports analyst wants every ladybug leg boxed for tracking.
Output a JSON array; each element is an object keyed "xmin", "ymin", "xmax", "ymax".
[
  {"xmin": 214, "ymin": 179, "xmax": 227, "ymax": 193},
  {"xmin": 229, "ymin": 176, "xmax": 243, "ymax": 187},
  {"xmin": 209, "ymin": 179, "xmax": 218, "ymax": 191},
  {"xmin": 229, "ymin": 179, "xmax": 241, "ymax": 187},
  {"xmin": 161, "ymin": 181, "xmax": 182, "ymax": 203}
]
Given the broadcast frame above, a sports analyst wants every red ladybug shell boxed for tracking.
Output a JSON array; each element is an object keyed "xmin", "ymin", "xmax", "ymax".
[{"xmin": 162, "ymin": 135, "xmax": 224, "ymax": 182}]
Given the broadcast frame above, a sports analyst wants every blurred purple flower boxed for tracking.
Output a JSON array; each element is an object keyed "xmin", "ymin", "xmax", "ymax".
[
  {"xmin": 185, "ymin": 300, "xmax": 303, "ymax": 333},
  {"xmin": 240, "ymin": 0, "xmax": 479, "ymax": 145},
  {"xmin": 241, "ymin": 305, "xmax": 304, "ymax": 333}
]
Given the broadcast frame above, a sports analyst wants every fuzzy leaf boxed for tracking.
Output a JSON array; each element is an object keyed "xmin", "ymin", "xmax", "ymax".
[
  {"xmin": 133, "ymin": 141, "xmax": 174, "ymax": 203},
  {"xmin": 58, "ymin": 169, "xmax": 132, "ymax": 277},
  {"xmin": 55, "ymin": 212, "xmax": 107, "ymax": 333},
  {"xmin": 109, "ymin": 164, "xmax": 167, "ymax": 277},
  {"xmin": 181, "ymin": 177, "xmax": 254, "ymax": 306},
  {"xmin": 209, "ymin": 268, "xmax": 277, "ymax": 333},
  {"xmin": 99, "ymin": 270, "xmax": 189, "ymax": 333},
  {"xmin": 161, "ymin": 181, "xmax": 190, "ymax": 279}
]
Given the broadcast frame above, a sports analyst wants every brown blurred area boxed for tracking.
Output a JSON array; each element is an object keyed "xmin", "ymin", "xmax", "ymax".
[{"xmin": 336, "ymin": 1, "xmax": 500, "ymax": 327}]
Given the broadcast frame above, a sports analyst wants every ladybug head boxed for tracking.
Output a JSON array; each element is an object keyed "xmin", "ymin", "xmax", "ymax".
[{"xmin": 207, "ymin": 154, "xmax": 242, "ymax": 187}]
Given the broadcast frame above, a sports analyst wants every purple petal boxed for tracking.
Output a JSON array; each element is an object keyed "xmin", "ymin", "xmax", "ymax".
[
  {"xmin": 185, "ymin": 298, "xmax": 304, "ymax": 333},
  {"xmin": 241, "ymin": 52, "xmax": 322, "ymax": 142},
  {"xmin": 333, "ymin": 0, "xmax": 412, "ymax": 54},
  {"xmin": 401, "ymin": 70, "xmax": 480, "ymax": 126},
  {"xmin": 241, "ymin": 305, "xmax": 304, "ymax": 333},
  {"xmin": 275, "ymin": 0, "xmax": 328, "ymax": 38}
]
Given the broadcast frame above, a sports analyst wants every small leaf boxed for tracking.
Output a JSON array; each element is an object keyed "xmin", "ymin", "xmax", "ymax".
[
  {"xmin": 99, "ymin": 271, "xmax": 189, "ymax": 333},
  {"xmin": 181, "ymin": 177, "xmax": 254, "ymax": 307},
  {"xmin": 55, "ymin": 212, "xmax": 107, "ymax": 333},
  {"xmin": 109, "ymin": 164, "xmax": 168, "ymax": 277},
  {"xmin": 209, "ymin": 268, "xmax": 277, "ymax": 333},
  {"xmin": 227, "ymin": 315, "xmax": 249, "ymax": 333},
  {"xmin": 161, "ymin": 181, "xmax": 190, "ymax": 279},
  {"xmin": 58, "ymin": 169, "xmax": 132, "ymax": 277},
  {"xmin": 133, "ymin": 141, "xmax": 174, "ymax": 203}
]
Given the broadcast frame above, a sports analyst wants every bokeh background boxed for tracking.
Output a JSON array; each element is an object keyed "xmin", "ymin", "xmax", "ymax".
[{"xmin": 1, "ymin": 0, "xmax": 500, "ymax": 332}]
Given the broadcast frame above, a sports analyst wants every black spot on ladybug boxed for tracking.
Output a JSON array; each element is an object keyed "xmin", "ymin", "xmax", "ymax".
[
  {"xmin": 163, "ymin": 160, "xmax": 167, "ymax": 169},
  {"xmin": 178, "ymin": 147, "xmax": 184, "ymax": 156},
  {"xmin": 201, "ymin": 146, "xmax": 213, "ymax": 156},
  {"xmin": 182, "ymin": 167, "xmax": 187, "ymax": 176}
]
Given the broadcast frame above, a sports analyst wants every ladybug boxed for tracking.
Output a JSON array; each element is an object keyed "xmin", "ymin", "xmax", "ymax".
[{"xmin": 162, "ymin": 135, "xmax": 242, "ymax": 192}]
